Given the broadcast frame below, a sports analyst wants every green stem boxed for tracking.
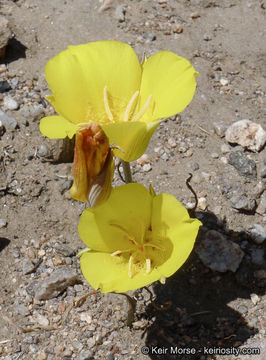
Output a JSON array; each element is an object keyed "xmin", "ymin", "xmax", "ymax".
[{"xmin": 121, "ymin": 160, "xmax": 133, "ymax": 183}]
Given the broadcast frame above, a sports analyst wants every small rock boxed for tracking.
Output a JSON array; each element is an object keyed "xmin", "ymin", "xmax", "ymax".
[
  {"xmin": 250, "ymin": 293, "xmax": 260, "ymax": 305},
  {"xmin": 220, "ymin": 156, "xmax": 228, "ymax": 164},
  {"xmin": 22, "ymin": 258, "xmax": 35, "ymax": 275},
  {"xmin": 225, "ymin": 119, "xmax": 266, "ymax": 152},
  {"xmin": 14, "ymin": 304, "xmax": 30, "ymax": 316},
  {"xmin": 249, "ymin": 224, "xmax": 266, "ymax": 244},
  {"xmin": 168, "ymin": 138, "xmax": 177, "ymax": 148},
  {"xmin": 59, "ymin": 179, "xmax": 73, "ymax": 194},
  {"xmin": 0, "ymin": 80, "xmax": 11, "ymax": 93},
  {"xmin": 211, "ymin": 152, "xmax": 219, "ymax": 159},
  {"xmin": 220, "ymin": 143, "xmax": 231, "ymax": 153},
  {"xmin": 78, "ymin": 350, "xmax": 93, "ymax": 360},
  {"xmin": 35, "ymin": 314, "xmax": 49, "ymax": 327},
  {"xmin": 114, "ymin": 4, "xmax": 126, "ymax": 22},
  {"xmin": 196, "ymin": 230, "xmax": 244, "ymax": 272},
  {"xmin": 256, "ymin": 191, "xmax": 266, "ymax": 215},
  {"xmin": 160, "ymin": 152, "xmax": 169, "ymax": 161},
  {"xmin": 38, "ymin": 144, "xmax": 50, "ymax": 158},
  {"xmin": 230, "ymin": 194, "xmax": 256, "ymax": 212},
  {"xmin": 0, "ymin": 109, "xmax": 18, "ymax": 130},
  {"xmin": 191, "ymin": 12, "xmax": 201, "ymax": 19},
  {"xmin": 220, "ymin": 78, "xmax": 229, "ymax": 86},
  {"xmin": 203, "ymin": 33, "xmax": 211, "ymax": 41},
  {"xmin": 34, "ymin": 269, "xmax": 79, "ymax": 300},
  {"xmin": 37, "ymin": 352, "xmax": 47, "ymax": 360},
  {"xmin": 142, "ymin": 163, "xmax": 152, "ymax": 172},
  {"xmin": 0, "ymin": 218, "xmax": 7, "ymax": 228},
  {"xmin": 254, "ymin": 181, "xmax": 266, "ymax": 197},
  {"xmin": 136, "ymin": 153, "xmax": 150, "ymax": 165},
  {"xmin": 251, "ymin": 248, "xmax": 264, "ymax": 265},
  {"xmin": 259, "ymin": 159, "xmax": 266, "ymax": 178},
  {"xmin": 192, "ymin": 162, "xmax": 199, "ymax": 171},
  {"xmin": 172, "ymin": 24, "xmax": 183, "ymax": 33},
  {"xmin": 54, "ymin": 243, "xmax": 75, "ymax": 257},
  {"xmin": 213, "ymin": 123, "xmax": 228, "ymax": 137},
  {"xmin": 143, "ymin": 32, "xmax": 156, "ymax": 41},
  {"xmin": 80, "ymin": 313, "xmax": 92, "ymax": 324},
  {"xmin": 0, "ymin": 15, "xmax": 11, "ymax": 57},
  {"xmin": 10, "ymin": 77, "xmax": 19, "ymax": 88},
  {"xmin": 3, "ymin": 96, "xmax": 19, "ymax": 110},
  {"xmin": 198, "ymin": 197, "xmax": 207, "ymax": 210},
  {"xmin": 228, "ymin": 151, "xmax": 257, "ymax": 179}
]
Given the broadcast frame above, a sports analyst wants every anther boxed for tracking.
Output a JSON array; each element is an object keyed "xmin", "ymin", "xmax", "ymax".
[
  {"xmin": 132, "ymin": 94, "xmax": 152, "ymax": 122},
  {"xmin": 146, "ymin": 258, "xmax": 151, "ymax": 274},
  {"xmin": 103, "ymin": 86, "xmax": 114, "ymax": 122},
  {"xmin": 123, "ymin": 90, "xmax": 139, "ymax": 122}
]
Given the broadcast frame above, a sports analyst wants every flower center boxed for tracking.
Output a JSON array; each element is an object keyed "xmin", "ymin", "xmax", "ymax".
[
  {"xmin": 103, "ymin": 86, "xmax": 152, "ymax": 123},
  {"xmin": 109, "ymin": 222, "xmax": 164, "ymax": 278}
]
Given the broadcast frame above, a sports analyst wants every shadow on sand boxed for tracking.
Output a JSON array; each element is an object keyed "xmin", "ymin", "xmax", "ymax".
[{"xmin": 140, "ymin": 210, "xmax": 264, "ymax": 360}]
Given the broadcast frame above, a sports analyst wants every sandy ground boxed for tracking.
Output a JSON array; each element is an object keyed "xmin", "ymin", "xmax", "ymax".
[{"xmin": 0, "ymin": 0, "xmax": 265, "ymax": 359}]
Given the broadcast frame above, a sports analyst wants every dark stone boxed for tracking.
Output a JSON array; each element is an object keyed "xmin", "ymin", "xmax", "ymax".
[
  {"xmin": 228, "ymin": 151, "xmax": 257, "ymax": 179},
  {"xmin": 0, "ymin": 80, "xmax": 11, "ymax": 93}
]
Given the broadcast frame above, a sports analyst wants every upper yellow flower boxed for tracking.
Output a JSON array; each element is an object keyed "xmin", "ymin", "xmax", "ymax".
[
  {"xmin": 79, "ymin": 183, "xmax": 202, "ymax": 293},
  {"xmin": 40, "ymin": 41, "xmax": 198, "ymax": 161}
]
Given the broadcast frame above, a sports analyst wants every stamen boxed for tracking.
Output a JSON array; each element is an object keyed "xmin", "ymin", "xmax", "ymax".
[
  {"xmin": 143, "ymin": 242, "xmax": 165, "ymax": 251},
  {"xmin": 128, "ymin": 255, "xmax": 133, "ymax": 278},
  {"xmin": 146, "ymin": 258, "xmax": 151, "ymax": 274},
  {"xmin": 132, "ymin": 94, "xmax": 152, "ymax": 122},
  {"xmin": 110, "ymin": 249, "xmax": 132, "ymax": 256},
  {"xmin": 123, "ymin": 90, "xmax": 139, "ymax": 122},
  {"xmin": 109, "ymin": 223, "xmax": 138, "ymax": 246},
  {"xmin": 103, "ymin": 86, "xmax": 114, "ymax": 122}
]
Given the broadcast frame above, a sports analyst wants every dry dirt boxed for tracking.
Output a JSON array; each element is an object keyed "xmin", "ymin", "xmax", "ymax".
[{"xmin": 0, "ymin": 0, "xmax": 265, "ymax": 360}]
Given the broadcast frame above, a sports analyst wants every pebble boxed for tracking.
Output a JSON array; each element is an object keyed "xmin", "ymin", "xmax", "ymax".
[
  {"xmin": 259, "ymin": 159, "xmax": 266, "ymax": 178},
  {"xmin": 251, "ymin": 248, "xmax": 264, "ymax": 265},
  {"xmin": 168, "ymin": 138, "xmax": 177, "ymax": 148},
  {"xmin": 228, "ymin": 151, "xmax": 257, "ymax": 179},
  {"xmin": 198, "ymin": 197, "xmax": 207, "ymax": 210},
  {"xmin": 0, "ymin": 80, "xmax": 11, "ymax": 93},
  {"xmin": 0, "ymin": 109, "xmax": 18, "ymax": 130},
  {"xmin": 211, "ymin": 152, "xmax": 219, "ymax": 159},
  {"xmin": 143, "ymin": 32, "xmax": 156, "ymax": 41},
  {"xmin": 78, "ymin": 350, "xmax": 93, "ymax": 360},
  {"xmin": 0, "ymin": 119, "xmax": 5, "ymax": 136},
  {"xmin": 3, "ymin": 96, "xmax": 19, "ymax": 110},
  {"xmin": 37, "ymin": 352, "xmax": 47, "ymax": 360},
  {"xmin": 250, "ymin": 293, "xmax": 260, "ymax": 305},
  {"xmin": 196, "ymin": 230, "xmax": 244, "ymax": 272},
  {"xmin": 0, "ymin": 218, "xmax": 7, "ymax": 228},
  {"xmin": 225, "ymin": 119, "xmax": 266, "ymax": 152},
  {"xmin": 38, "ymin": 144, "xmax": 50, "ymax": 158},
  {"xmin": 114, "ymin": 4, "xmax": 126, "ymax": 22},
  {"xmin": 136, "ymin": 153, "xmax": 150, "ymax": 165},
  {"xmin": 0, "ymin": 15, "xmax": 11, "ymax": 56},
  {"xmin": 59, "ymin": 179, "xmax": 73, "ymax": 194},
  {"xmin": 220, "ymin": 143, "xmax": 231, "ymax": 153},
  {"xmin": 54, "ymin": 243, "xmax": 76, "ymax": 257},
  {"xmin": 220, "ymin": 156, "xmax": 228, "ymax": 164},
  {"xmin": 203, "ymin": 33, "xmax": 211, "ymax": 41},
  {"xmin": 230, "ymin": 194, "xmax": 256, "ymax": 212},
  {"xmin": 34, "ymin": 268, "xmax": 79, "ymax": 300},
  {"xmin": 22, "ymin": 257, "xmax": 35, "ymax": 275},
  {"xmin": 142, "ymin": 163, "xmax": 152, "ymax": 172},
  {"xmin": 249, "ymin": 224, "xmax": 266, "ymax": 244},
  {"xmin": 10, "ymin": 77, "xmax": 19, "ymax": 88},
  {"xmin": 35, "ymin": 314, "xmax": 49, "ymax": 327},
  {"xmin": 192, "ymin": 162, "xmax": 199, "ymax": 171},
  {"xmin": 256, "ymin": 191, "xmax": 266, "ymax": 215},
  {"xmin": 220, "ymin": 78, "xmax": 229, "ymax": 86},
  {"xmin": 160, "ymin": 153, "xmax": 169, "ymax": 161}
]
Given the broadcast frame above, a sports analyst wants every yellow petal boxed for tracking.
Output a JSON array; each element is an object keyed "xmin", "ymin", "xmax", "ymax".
[
  {"xmin": 150, "ymin": 193, "xmax": 202, "ymax": 277},
  {"xmin": 78, "ymin": 183, "xmax": 152, "ymax": 252},
  {"xmin": 45, "ymin": 41, "xmax": 142, "ymax": 124},
  {"xmin": 138, "ymin": 51, "xmax": 198, "ymax": 122},
  {"xmin": 102, "ymin": 120, "xmax": 161, "ymax": 162},
  {"xmin": 40, "ymin": 116, "xmax": 78, "ymax": 139}
]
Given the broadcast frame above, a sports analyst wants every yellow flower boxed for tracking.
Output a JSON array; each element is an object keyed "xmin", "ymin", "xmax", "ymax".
[
  {"xmin": 78, "ymin": 183, "xmax": 201, "ymax": 293},
  {"xmin": 69, "ymin": 122, "xmax": 114, "ymax": 205},
  {"xmin": 40, "ymin": 41, "xmax": 198, "ymax": 161}
]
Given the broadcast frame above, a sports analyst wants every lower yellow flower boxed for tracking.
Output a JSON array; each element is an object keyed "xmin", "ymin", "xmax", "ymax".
[{"xmin": 78, "ymin": 183, "xmax": 202, "ymax": 293}]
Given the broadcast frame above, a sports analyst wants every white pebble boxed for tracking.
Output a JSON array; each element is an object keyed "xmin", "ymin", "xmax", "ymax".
[
  {"xmin": 198, "ymin": 197, "xmax": 207, "ymax": 210},
  {"xmin": 136, "ymin": 153, "xmax": 150, "ymax": 165},
  {"xmin": 3, "ymin": 96, "xmax": 19, "ymax": 110},
  {"xmin": 143, "ymin": 164, "xmax": 152, "ymax": 172},
  {"xmin": 220, "ymin": 78, "xmax": 229, "ymax": 86},
  {"xmin": 250, "ymin": 293, "xmax": 260, "ymax": 305}
]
